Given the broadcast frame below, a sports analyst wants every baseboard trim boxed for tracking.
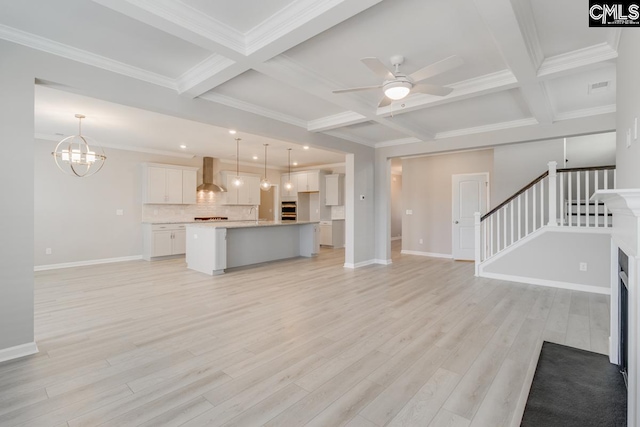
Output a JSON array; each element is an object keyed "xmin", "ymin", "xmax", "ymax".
[
  {"xmin": 479, "ymin": 271, "xmax": 611, "ymax": 295},
  {"xmin": 391, "ymin": 236, "xmax": 402, "ymax": 241},
  {"xmin": 343, "ymin": 259, "xmax": 376, "ymax": 269},
  {"xmin": 401, "ymin": 250, "xmax": 453, "ymax": 259},
  {"xmin": 374, "ymin": 259, "xmax": 393, "ymax": 265},
  {"xmin": 34, "ymin": 255, "xmax": 143, "ymax": 271},
  {"xmin": 0, "ymin": 342, "xmax": 38, "ymax": 364}
]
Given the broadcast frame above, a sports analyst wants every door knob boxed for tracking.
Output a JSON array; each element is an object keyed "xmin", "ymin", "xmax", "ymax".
[{"xmin": 454, "ymin": 220, "xmax": 459, "ymax": 224}]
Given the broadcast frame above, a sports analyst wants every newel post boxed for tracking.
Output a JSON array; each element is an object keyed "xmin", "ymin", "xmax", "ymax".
[
  {"xmin": 547, "ymin": 161, "xmax": 558, "ymax": 226},
  {"xmin": 474, "ymin": 212, "xmax": 481, "ymax": 276}
]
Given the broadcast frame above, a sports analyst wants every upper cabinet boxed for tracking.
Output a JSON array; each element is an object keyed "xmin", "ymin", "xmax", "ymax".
[
  {"xmin": 220, "ymin": 172, "xmax": 261, "ymax": 205},
  {"xmin": 325, "ymin": 174, "xmax": 344, "ymax": 206},
  {"xmin": 143, "ymin": 164, "xmax": 198, "ymax": 204},
  {"xmin": 298, "ymin": 171, "xmax": 321, "ymax": 192}
]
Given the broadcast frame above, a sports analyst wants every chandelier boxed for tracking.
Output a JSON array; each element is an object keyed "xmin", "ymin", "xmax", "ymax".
[{"xmin": 52, "ymin": 114, "xmax": 106, "ymax": 177}]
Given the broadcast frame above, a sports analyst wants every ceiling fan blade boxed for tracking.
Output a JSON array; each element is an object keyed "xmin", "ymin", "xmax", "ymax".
[
  {"xmin": 361, "ymin": 57, "xmax": 395, "ymax": 80},
  {"xmin": 378, "ymin": 96, "xmax": 392, "ymax": 108},
  {"xmin": 412, "ymin": 83, "xmax": 454, "ymax": 97},
  {"xmin": 410, "ymin": 55, "xmax": 464, "ymax": 83},
  {"xmin": 333, "ymin": 85, "xmax": 382, "ymax": 94}
]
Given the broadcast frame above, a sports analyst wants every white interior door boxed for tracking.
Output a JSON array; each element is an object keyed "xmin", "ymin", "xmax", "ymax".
[{"xmin": 452, "ymin": 173, "xmax": 488, "ymax": 260}]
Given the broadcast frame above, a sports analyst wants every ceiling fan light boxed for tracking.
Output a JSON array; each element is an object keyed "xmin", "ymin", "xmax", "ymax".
[{"xmin": 384, "ymin": 82, "xmax": 411, "ymax": 100}]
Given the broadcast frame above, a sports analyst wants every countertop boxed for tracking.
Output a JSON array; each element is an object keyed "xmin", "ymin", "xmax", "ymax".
[
  {"xmin": 186, "ymin": 220, "xmax": 319, "ymax": 229},
  {"xmin": 143, "ymin": 220, "xmax": 231, "ymax": 224}
]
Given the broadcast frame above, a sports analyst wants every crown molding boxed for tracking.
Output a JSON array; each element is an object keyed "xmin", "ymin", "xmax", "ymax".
[
  {"xmin": 537, "ymin": 43, "xmax": 618, "ymax": 79},
  {"xmin": 176, "ymin": 54, "xmax": 236, "ymax": 94},
  {"xmin": 510, "ymin": 0, "xmax": 544, "ymax": 70},
  {"xmin": 375, "ymin": 137, "xmax": 421, "ymax": 148},
  {"xmin": 434, "ymin": 117, "xmax": 539, "ymax": 140},
  {"xmin": 307, "ymin": 111, "xmax": 367, "ymax": 132},
  {"xmin": 35, "ymin": 133, "xmax": 195, "ymax": 158},
  {"xmin": 246, "ymin": 0, "xmax": 343, "ymax": 55},
  {"xmin": 608, "ymin": 28, "xmax": 622, "ymax": 51},
  {"xmin": 111, "ymin": 0, "xmax": 246, "ymax": 55},
  {"xmin": 554, "ymin": 104, "xmax": 616, "ymax": 122},
  {"xmin": 199, "ymin": 92, "xmax": 307, "ymax": 129},
  {"xmin": 0, "ymin": 24, "xmax": 177, "ymax": 90}
]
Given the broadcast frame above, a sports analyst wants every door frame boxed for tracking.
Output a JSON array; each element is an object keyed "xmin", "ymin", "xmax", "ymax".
[{"xmin": 451, "ymin": 172, "xmax": 490, "ymax": 261}]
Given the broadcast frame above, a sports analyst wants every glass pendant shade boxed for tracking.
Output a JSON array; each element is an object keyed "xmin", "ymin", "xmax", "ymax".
[{"xmin": 52, "ymin": 114, "xmax": 106, "ymax": 177}]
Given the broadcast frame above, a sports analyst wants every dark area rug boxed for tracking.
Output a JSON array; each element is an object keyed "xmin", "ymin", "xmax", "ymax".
[{"xmin": 521, "ymin": 341, "xmax": 627, "ymax": 427}]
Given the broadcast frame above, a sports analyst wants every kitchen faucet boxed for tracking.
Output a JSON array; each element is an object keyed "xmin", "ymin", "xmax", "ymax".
[{"xmin": 249, "ymin": 206, "xmax": 259, "ymax": 224}]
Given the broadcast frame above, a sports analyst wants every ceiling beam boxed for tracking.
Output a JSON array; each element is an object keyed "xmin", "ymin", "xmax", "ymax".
[
  {"xmin": 255, "ymin": 55, "xmax": 437, "ymax": 142},
  {"xmin": 94, "ymin": 0, "xmax": 385, "ymax": 97},
  {"xmin": 473, "ymin": 0, "xmax": 554, "ymax": 124}
]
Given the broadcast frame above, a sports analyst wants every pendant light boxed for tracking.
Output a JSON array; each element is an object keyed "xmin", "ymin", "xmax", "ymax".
[
  {"xmin": 260, "ymin": 144, "xmax": 271, "ymax": 191},
  {"xmin": 232, "ymin": 137, "xmax": 243, "ymax": 187},
  {"xmin": 285, "ymin": 148, "xmax": 293, "ymax": 190},
  {"xmin": 52, "ymin": 114, "xmax": 106, "ymax": 177}
]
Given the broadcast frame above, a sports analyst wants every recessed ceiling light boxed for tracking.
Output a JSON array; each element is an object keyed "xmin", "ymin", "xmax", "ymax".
[
  {"xmin": 229, "ymin": 129, "xmax": 237, "ymax": 135},
  {"xmin": 179, "ymin": 144, "xmax": 187, "ymax": 149},
  {"xmin": 303, "ymin": 146, "xmax": 309, "ymax": 150},
  {"xmin": 293, "ymin": 162, "xmax": 298, "ymax": 166},
  {"xmin": 252, "ymin": 155, "xmax": 258, "ymax": 160}
]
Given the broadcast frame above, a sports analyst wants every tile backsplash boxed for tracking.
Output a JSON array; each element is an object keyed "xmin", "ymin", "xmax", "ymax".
[
  {"xmin": 331, "ymin": 205, "xmax": 345, "ymax": 220},
  {"xmin": 142, "ymin": 192, "xmax": 258, "ymax": 222}
]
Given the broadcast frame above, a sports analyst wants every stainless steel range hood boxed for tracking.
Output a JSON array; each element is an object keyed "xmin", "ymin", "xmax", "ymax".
[{"xmin": 197, "ymin": 157, "xmax": 226, "ymax": 192}]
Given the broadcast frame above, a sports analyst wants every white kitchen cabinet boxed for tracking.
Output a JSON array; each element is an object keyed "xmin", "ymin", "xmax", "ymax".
[
  {"xmin": 143, "ymin": 223, "xmax": 187, "ymax": 260},
  {"xmin": 142, "ymin": 164, "xmax": 198, "ymax": 204},
  {"xmin": 182, "ymin": 170, "xmax": 197, "ymax": 204},
  {"xmin": 319, "ymin": 220, "xmax": 345, "ymax": 248},
  {"xmin": 297, "ymin": 171, "xmax": 321, "ymax": 192},
  {"xmin": 221, "ymin": 172, "xmax": 261, "ymax": 205},
  {"xmin": 325, "ymin": 174, "xmax": 344, "ymax": 206}
]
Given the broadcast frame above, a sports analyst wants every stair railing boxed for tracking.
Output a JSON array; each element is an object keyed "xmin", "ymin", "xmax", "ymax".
[{"xmin": 474, "ymin": 162, "xmax": 616, "ymax": 275}]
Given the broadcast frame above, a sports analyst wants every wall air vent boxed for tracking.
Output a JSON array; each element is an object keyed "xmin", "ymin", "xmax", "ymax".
[{"xmin": 588, "ymin": 81, "xmax": 610, "ymax": 94}]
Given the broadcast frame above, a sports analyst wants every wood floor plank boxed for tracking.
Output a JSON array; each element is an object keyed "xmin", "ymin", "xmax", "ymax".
[{"xmin": 0, "ymin": 242, "xmax": 608, "ymax": 427}]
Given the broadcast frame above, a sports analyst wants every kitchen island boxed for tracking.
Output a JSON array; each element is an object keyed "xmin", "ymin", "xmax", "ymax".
[{"xmin": 185, "ymin": 221, "xmax": 320, "ymax": 275}]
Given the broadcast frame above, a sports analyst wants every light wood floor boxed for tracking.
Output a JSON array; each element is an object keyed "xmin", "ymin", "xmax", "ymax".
[{"xmin": 0, "ymin": 241, "xmax": 610, "ymax": 426}]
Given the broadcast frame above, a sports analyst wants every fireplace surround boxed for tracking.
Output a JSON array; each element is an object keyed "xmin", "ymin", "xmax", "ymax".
[{"xmin": 592, "ymin": 189, "xmax": 640, "ymax": 426}]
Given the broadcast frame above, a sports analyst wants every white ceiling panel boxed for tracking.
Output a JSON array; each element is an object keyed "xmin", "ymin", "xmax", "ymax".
[
  {"xmin": 282, "ymin": 0, "xmax": 506, "ymax": 91},
  {"xmin": 531, "ymin": 0, "xmax": 613, "ymax": 58},
  {"xmin": 208, "ymin": 70, "xmax": 346, "ymax": 121},
  {"xmin": 340, "ymin": 122, "xmax": 409, "ymax": 143},
  {"xmin": 398, "ymin": 89, "xmax": 532, "ymax": 134},
  {"xmin": 0, "ymin": 0, "xmax": 212, "ymax": 78},
  {"xmin": 545, "ymin": 64, "xmax": 616, "ymax": 114},
  {"xmin": 181, "ymin": 0, "xmax": 296, "ymax": 33},
  {"xmin": 35, "ymin": 85, "xmax": 345, "ymax": 168}
]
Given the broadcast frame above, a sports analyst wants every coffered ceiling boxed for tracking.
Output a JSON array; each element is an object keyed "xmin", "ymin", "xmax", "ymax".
[{"xmin": 0, "ymin": 0, "xmax": 619, "ymax": 156}]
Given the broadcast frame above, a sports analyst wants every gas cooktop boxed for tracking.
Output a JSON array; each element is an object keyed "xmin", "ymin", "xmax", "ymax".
[{"xmin": 194, "ymin": 216, "xmax": 228, "ymax": 221}]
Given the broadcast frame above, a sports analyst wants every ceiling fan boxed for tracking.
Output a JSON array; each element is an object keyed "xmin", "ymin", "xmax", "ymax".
[{"xmin": 333, "ymin": 54, "xmax": 464, "ymax": 108}]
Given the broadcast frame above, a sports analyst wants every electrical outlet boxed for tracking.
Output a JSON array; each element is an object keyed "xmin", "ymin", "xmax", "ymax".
[
  {"xmin": 116, "ymin": 209, "xmax": 124, "ymax": 216},
  {"xmin": 419, "ymin": 238, "xmax": 423, "ymax": 244},
  {"xmin": 45, "ymin": 248, "xmax": 52, "ymax": 255},
  {"xmin": 406, "ymin": 210, "xmax": 413, "ymax": 215},
  {"xmin": 579, "ymin": 262, "xmax": 587, "ymax": 272}
]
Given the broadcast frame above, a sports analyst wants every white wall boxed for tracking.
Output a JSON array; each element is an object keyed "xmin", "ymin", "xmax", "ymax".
[
  {"xmin": 0, "ymin": 42, "xmax": 35, "ymax": 354},
  {"xmin": 401, "ymin": 149, "xmax": 493, "ymax": 255},
  {"xmin": 390, "ymin": 174, "xmax": 402, "ymax": 239},
  {"xmin": 566, "ymin": 132, "xmax": 616, "ymax": 169},
  {"xmin": 482, "ymin": 230, "xmax": 611, "ymax": 290},
  {"xmin": 492, "ymin": 139, "xmax": 564, "ymax": 208}
]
